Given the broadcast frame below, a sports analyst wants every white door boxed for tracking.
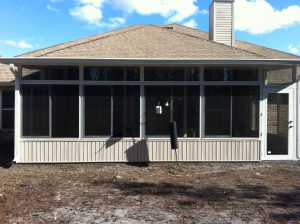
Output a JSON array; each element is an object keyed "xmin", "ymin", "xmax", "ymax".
[{"xmin": 262, "ymin": 87, "xmax": 295, "ymax": 160}]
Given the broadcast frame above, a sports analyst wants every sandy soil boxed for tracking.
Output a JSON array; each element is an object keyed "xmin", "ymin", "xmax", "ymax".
[{"xmin": 0, "ymin": 162, "xmax": 300, "ymax": 224}]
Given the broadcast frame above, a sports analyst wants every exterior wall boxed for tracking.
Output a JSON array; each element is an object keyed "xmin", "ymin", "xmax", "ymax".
[{"xmin": 17, "ymin": 139, "xmax": 260, "ymax": 163}]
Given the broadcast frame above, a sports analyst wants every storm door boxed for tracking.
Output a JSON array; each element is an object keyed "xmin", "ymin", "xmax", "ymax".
[{"xmin": 263, "ymin": 88, "xmax": 294, "ymax": 160}]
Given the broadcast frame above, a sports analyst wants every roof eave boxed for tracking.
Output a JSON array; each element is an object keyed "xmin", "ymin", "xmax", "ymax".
[{"xmin": 1, "ymin": 57, "xmax": 300, "ymax": 66}]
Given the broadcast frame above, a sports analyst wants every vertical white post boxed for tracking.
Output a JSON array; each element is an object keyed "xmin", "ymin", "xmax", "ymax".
[
  {"xmin": 296, "ymin": 66, "xmax": 300, "ymax": 160},
  {"xmin": 259, "ymin": 66, "xmax": 264, "ymax": 139},
  {"xmin": 140, "ymin": 65, "xmax": 145, "ymax": 139},
  {"xmin": 199, "ymin": 66, "xmax": 204, "ymax": 139},
  {"xmin": 79, "ymin": 65, "xmax": 84, "ymax": 139},
  {"xmin": 14, "ymin": 66, "xmax": 21, "ymax": 162}
]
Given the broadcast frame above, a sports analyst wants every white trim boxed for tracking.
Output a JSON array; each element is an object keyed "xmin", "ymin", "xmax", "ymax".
[
  {"xmin": 19, "ymin": 137, "xmax": 260, "ymax": 142},
  {"xmin": 200, "ymin": 85, "xmax": 204, "ymax": 139},
  {"xmin": 140, "ymin": 65, "xmax": 145, "ymax": 139},
  {"xmin": 295, "ymin": 66, "xmax": 300, "ymax": 160},
  {"xmin": 21, "ymin": 80, "xmax": 261, "ymax": 86},
  {"xmin": 1, "ymin": 58, "xmax": 300, "ymax": 66},
  {"xmin": 261, "ymin": 86, "xmax": 295, "ymax": 160},
  {"xmin": 14, "ymin": 66, "xmax": 22, "ymax": 162},
  {"xmin": 231, "ymin": 0, "xmax": 235, "ymax": 46},
  {"xmin": 79, "ymin": 65, "xmax": 84, "ymax": 139}
]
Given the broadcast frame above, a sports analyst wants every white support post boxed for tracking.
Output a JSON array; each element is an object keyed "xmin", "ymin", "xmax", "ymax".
[
  {"xmin": 259, "ymin": 66, "xmax": 264, "ymax": 140},
  {"xmin": 140, "ymin": 66, "xmax": 145, "ymax": 139},
  {"xmin": 79, "ymin": 65, "xmax": 84, "ymax": 139},
  {"xmin": 199, "ymin": 66, "xmax": 204, "ymax": 139},
  {"xmin": 14, "ymin": 66, "xmax": 21, "ymax": 162},
  {"xmin": 296, "ymin": 65, "xmax": 300, "ymax": 160},
  {"xmin": 200, "ymin": 83, "xmax": 204, "ymax": 139}
]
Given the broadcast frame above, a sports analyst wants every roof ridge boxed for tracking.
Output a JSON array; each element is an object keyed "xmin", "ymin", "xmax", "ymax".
[
  {"xmin": 169, "ymin": 23, "xmax": 209, "ymax": 34},
  {"xmin": 153, "ymin": 24, "xmax": 266, "ymax": 58},
  {"xmin": 17, "ymin": 24, "xmax": 143, "ymax": 58}
]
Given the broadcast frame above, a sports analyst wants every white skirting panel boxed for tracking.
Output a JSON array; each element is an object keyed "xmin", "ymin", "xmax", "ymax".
[{"xmin": 18, "ymin": 139, "xmax": 261, "ymax": 163}]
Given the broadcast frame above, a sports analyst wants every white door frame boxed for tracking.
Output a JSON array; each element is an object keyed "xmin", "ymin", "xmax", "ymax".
[{"xmin": 261, "ymin": 86, "xmax": 296, "ymax": 160}]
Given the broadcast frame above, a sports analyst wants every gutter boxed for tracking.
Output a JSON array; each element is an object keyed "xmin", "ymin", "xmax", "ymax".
[{"xmin": 1, "ymin": 57, "xmax": 300, "ymax": 66}]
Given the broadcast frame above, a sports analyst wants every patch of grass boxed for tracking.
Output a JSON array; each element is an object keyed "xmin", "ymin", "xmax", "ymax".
[{"xmin": 166, "ymin": 163, "xmax": 177, "ymax": 173}]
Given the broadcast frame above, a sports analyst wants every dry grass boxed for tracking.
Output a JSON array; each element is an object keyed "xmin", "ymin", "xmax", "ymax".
[{"xmin": 0, "ymin": 162, "xmax": 299, "ymax": 223}]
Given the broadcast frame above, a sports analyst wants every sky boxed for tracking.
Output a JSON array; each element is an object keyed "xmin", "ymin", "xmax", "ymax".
[{"xmin": 0, "ymin": 0, "xmax": 300, "ymax": 57}]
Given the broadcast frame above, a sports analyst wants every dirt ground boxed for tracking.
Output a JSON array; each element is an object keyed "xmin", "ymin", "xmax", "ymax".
[{"xmin": 0, "ymin": 162, "xmax": 300, "ymax": 224}]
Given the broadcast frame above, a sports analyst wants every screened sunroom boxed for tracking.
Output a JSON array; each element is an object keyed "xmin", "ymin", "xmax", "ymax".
[
  {"xmin": 2, "ymin": 60, "xmax": 296, "ymax": 163},
  {"xmin": 0, "ymin": 8, "xmax": 299, "ymax": 163}
]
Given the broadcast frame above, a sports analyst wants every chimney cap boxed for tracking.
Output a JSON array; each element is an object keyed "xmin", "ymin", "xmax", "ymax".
[{"xmin": 212, "ymin": 0, "xmax": 234, "ymax": 2}]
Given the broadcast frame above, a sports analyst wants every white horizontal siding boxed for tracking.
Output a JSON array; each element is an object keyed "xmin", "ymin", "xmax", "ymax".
[
  {"xmin": 18, "ymin": 139, "xmax": 261, "ymax": 163},
  {"xmin": 211, "ymin": 1, "xmax": 233, "ymax": 46}
]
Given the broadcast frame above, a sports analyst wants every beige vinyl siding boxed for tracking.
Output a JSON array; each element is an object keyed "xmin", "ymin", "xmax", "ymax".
[
  {"xmin": 18, "ymin": 139, "xmax": 260, "ymax": 163},
  {"xmin": 213, "ymin": 2, "xmax": 233, "ymax": 46}
]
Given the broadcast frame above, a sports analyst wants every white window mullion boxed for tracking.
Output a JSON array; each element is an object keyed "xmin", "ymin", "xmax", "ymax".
[
  {"xmin": 200, "ymin": 85, "xmax": 204, "ymax": 139},
  {"xmin": 79, "ymin": 65, "xmax": 84, "ymax": 139},
  {"xmin": 140, "ymin": 66, "xmax": 145, "ymax": 139},
  {"xmin": 111, "ymin": 87, "xmax": 114, "ymax": 137},
  {"xmin": 49, "ymin": 86, "xmax": 52, "ymax": 138}
]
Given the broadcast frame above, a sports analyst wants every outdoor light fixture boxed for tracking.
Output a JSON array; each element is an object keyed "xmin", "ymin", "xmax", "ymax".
[{"xmin": 156, "ymin": 102, "xmax": 163, "ymax": 114}]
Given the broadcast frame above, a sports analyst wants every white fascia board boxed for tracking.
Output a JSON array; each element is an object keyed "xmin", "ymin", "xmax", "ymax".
[{"xmin": 0, "ymin": 57, "xmax": 300, "ymax": 66}]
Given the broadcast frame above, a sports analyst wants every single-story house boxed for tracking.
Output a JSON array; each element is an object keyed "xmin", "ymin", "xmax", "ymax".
[{"xmin": 0, "ymin": 0, "xmax": 300, "ymax": 163}]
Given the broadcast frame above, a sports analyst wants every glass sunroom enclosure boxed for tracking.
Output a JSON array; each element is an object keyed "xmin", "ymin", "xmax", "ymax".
[{"xmin": 12, "ymin": 63, "xmax": 299, "ymax": 162}]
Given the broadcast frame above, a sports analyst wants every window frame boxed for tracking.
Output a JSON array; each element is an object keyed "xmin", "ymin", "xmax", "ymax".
[
  {"xmin": 22, "ymin": 85, "xmax": 50, "ymax": 137},
  {"xmin": 21, "ymin": 66, "xmax": 80, "ymax": 80},
  {"xmin": 145, "ymin": 85, "xmax": 200, "ymax": 138},
  {"xmin": 203, "ymin": 85, "xmax": 260, "ymax": 138},
  {"xmin": 203, "ymin": 66, "xmax": 260, "ymax": 82},
  {"xmin": 19, "ymin": 64, "xmax": 264, "ymax": 140},
  {"xmin": 0, "ymin": 88, "xmax": 15, "ymax": 131},
  {"xmin": 21, "ymin": 84, "xmax": 79, "ymax": 138}
]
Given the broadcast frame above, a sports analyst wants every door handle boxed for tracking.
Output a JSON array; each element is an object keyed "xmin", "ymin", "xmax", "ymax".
[{"xmin": 289, "ymin": 125, "xmax": 294, "ymax": 128}]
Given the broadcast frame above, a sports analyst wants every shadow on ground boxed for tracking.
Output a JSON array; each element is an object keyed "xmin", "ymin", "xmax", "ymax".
[{"xmin": 91, "ymin": 179, "xmax": 300, "ymax": 222}]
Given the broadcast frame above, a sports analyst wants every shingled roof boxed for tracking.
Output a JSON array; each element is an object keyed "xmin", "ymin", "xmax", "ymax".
[
  {"xmin": 0, "ymin": 64, "xmax": 14, "ymax": 85},
  {"xmin": 166, "ymin": 24, "xmax": 300, "ymax": 60},
  {"xmin": 1, "ymin": 23, "xmax": 299, "ymax": 84}
]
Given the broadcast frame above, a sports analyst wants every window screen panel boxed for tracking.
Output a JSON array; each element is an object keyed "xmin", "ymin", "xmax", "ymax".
[
  {"xmin": 2, "ymin": 110, "xmax": 14, "ymax": 130},
  {"xmin": 144, "ymin": 67, "xmax": 185, "ymax": 81},
  {"xmin": 205, "ymin": 86, "xmax": 231, "ymax": 136},
  {"xmin": 2, "ymin": 90, "xmax": 14, "ymax": 108},
  {"xmin": 51, "ymin": 85, "xmax": 79, "ymax": 138},
  {"xmin": 84, "ymin": 67, "xmax": 140, "ymax": 81},
  {"xmin": 146, "ymin": 86, "xmax": 200, "ymax": 137},
  {"xmin": 85, "ymin": 86, "xmax": 111, "ymax": 136},
  {"xmin": 145, "ymin": 86, "xmax": 171, "ymax": 136},
  {"xmin": 113, "ymin": 86, "xmax": 140, "ymax": 137},
  {"xmin": 22, "ymin": 85, "xmax": 49, "ymax": 136},
  {"xmin": 232, "ymin": 86, "xmax": 259, "ymax": 137},
  {"xmin": 22, "ymin": 66, "xmax": 79, "ymax": 80},
  {"xmin": 204, "ymin": 68, "xmax": 258, "ymax": 81}
]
